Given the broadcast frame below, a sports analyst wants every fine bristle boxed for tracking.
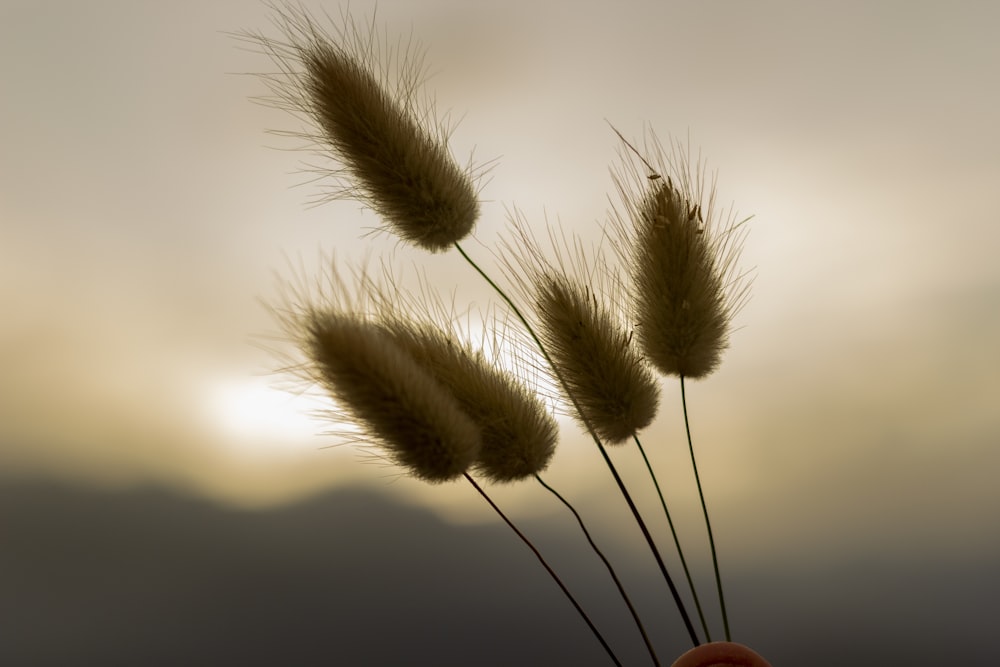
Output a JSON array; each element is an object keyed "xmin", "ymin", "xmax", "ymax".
[
  {"xmin": 380, "ymin": 318, "xmax": 558, "ymax": 483},
  {"xmin": 610, "ymin": 131, "xmax": 751, "ymax": 380},
  {"xmin": 632, "ymin": 180, "xmax": 729, "ymax": 378},
  {"xmin": 535, "ymin": 274, "xmax": 660, "ymax": 443},
  {"xmin": 305, "ymin": 312, "xmax": 481, "ymax": 482},
  {"xmin": 497, "ymin": 210, "xmax": 660, "ymax": 442},
  {"xmin": 301, "ymin": 44, "xmax": 479, "ymax": 251},
  {"xmin": 242, "ymin": 6, "xmax": 480, "ymax": 252}
]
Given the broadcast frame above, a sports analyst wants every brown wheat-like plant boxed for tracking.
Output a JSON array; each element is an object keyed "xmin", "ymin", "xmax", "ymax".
[
  {"xmin": 499, "ymin": 215, "xmax": 660, "ymax": 444},
  {"xmin": 304, "ymin": 310, "xmax": 481, "ymax": 482},
  {"xmin": 239, "ymin": 4, "xmax": 481, "ymax": 251},
  {"xmin": 610, "ymin": 131, "xmax": 752, "ymax": 380},
  {"xmin": 378, "ymin": 316, "xmax": 558, "ymax": 482},
  {"xmin": 244, "ymin": 5, "xmax": 761, "ymax": 664}
]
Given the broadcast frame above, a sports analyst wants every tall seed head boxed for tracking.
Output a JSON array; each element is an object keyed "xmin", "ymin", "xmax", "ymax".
[
  {"xmin": 243, "ymin": 7, "xmax": 480, "ymax": 251},
  {"xmin": 535, "ymin": 274, "xmax": 660, "ymax": 443},
  {"xmin": 305, "ymin": 312, "xmax": 481, "ymax": 482},
  {"xmin": 301, "ymin": 44, "xmax": 479, "ymax": 250},
  {"xmin": 632, "ymin": 179, "xmax": 729, "ymax": 378},
  {"xmin": 498, "ymin": 211, "xmax": 660, "ymax": 443},
  {"xmin": 380, "ymin": 318, "xmax": 558, "ymax": 483},
  {"xmin": 611, "ymin": 131, "xmax": 750, "ymax": 380}
]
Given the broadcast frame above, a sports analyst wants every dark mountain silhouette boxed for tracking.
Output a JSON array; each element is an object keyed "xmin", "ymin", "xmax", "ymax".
[{"xmin": 2, "ymin": 477, "xmax": 996, "ymax": 665}]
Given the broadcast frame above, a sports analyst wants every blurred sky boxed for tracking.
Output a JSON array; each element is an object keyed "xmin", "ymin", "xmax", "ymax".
[{"xmin": 2, "ymin": 0, "xmax": 999, "ymax": 623}]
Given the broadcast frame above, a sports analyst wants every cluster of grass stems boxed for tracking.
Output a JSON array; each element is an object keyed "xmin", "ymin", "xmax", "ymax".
[{"xmin": 239, "ymin": 5, "xmax": 753, "ymax": 665}]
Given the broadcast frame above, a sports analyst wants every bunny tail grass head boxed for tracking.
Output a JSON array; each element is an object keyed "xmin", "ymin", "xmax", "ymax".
[
  {"xmin": 633, "ymin": 180, "xmax": 727, "ymax": 378},
  {"xmin": 500, "ymin": 213, "xmax": 660, "ymax": 443},
  {"xmin": 243, "ymin": 5, "xmax": 480, "ymax": 251},
  {"xmin": 304, "ymin": 311, "xmax": 481, "ymax": 482},
  {"xmin": 612, "ymin": 131, "xmax": 751, "ymax": 379},
  {"xmin": 380, "ymin": 317, "xmax": 558, "ymax": 483},
  {"xmin": 535, "ymin": 274, "xmax": 660, "ymax": 443}
]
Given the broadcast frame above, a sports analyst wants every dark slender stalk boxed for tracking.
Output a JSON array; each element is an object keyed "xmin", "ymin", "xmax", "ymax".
[
  {"xmin": 680, "ymin": 375, "xmax": 731, "ymax": 641},
  {"xmin": 455, "ymin": 241, "xmax": 700, "ymax": 647},
  {"xmin": 535, "ymin": 474, "xmax": 661, "ymax": 666},
  {"xmin": 632, "ymin": 433, "xmax": 711, "ymax": 642},
  {"xmin": 464, "ymin": 473, "xmax": 622, "ymax": 666}
]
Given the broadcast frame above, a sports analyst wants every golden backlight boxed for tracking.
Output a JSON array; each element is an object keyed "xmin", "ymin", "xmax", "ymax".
[{"xmin": 204, "ymin": 377, "xmax": 330, "ymax": 456}]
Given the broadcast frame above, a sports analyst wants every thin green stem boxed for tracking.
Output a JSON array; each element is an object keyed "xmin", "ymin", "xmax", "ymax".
[
  {"xmin": 535, "ymin": 474, "xmax": 661, "ymax": 666},
  {"xmin": 464, "ymin": 473, "xmax": 622, "ymax": 666},
  {"xmin": 680, "ymin": 375, "xmax": 731, "ymax": 641},
  {"xmin": 454, "ymin": 241, "xmax": 700, "ymax": 647},
  {"xmin": 632, "ymin": 433, "xmax": 711, "ymax": 642}
]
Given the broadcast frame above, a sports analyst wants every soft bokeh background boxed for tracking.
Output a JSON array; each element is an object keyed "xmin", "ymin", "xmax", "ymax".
[{"xmin": 2, "ymin": 0, "xmax": 998, "ymax": 664}]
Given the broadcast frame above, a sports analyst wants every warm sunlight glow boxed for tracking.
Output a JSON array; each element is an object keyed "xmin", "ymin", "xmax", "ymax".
[{"xmin": 205, "ymin": 378, "xmax": 328, "ymax": 457}]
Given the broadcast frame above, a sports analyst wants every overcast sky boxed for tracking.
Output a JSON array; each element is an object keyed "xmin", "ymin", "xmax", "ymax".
[{"xmin": 2, "ymin": 1, "xmax": 999, "ymax": 662}]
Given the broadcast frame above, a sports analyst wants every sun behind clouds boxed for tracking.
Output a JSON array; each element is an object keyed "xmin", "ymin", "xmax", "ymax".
[{"xmin": 204, "ymin": 377, "xmax": 333, "ymax": 458}]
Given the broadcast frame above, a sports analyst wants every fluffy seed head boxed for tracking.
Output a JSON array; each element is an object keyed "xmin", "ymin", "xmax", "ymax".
[
  {"xmin": 632, "ymin": 180, "xmax": 728, "ymax": 378},
  {"xmin": 535, "ymin": 274, "xmax": 660, "ymax": 443},
  {"xmin": 498, "ymin": 212, "xmax": 660, "ymax": 443},
  {"xmin": 611, "ymin": 131, "xmax": 751, "ymax": 379},
  {"xmin": 242, "ymin": 7, "xmax": 480, "ymax": 251},
  {"xmin": 380, "ymin": 318, "xmax": 558, "ymax": 483},
  {"xmin": 302, "ymin": 45, "xmax": 479, "ymax": 250},
  {"xmin": 305, "ymin": 312, "xmax": 481, "ymax": 482}
]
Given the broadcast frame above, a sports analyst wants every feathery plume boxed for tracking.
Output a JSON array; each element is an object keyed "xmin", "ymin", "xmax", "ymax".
[
  {"xmin": 241, "ymin": 5, "xmax": 480, "ymax": 251},
  {"xmin": 380, "ymin": 318, "xmax": 558, "ymax": 483},
  {"xmin": 611, "ymin": 130, "xmax": 751, "ymax": 642},
  {"xmin": 534, "ymin": 274, "xmax": 660, "ymax": 443},
  {"xmin": 611, "ymin": 132, "xmax": 750, "ymax": 379},
  {"xmin": 500, "ymin": 213, "xmax": 660, "ymax": 443},
  {"xmin": 304, "ymin": 311, "xmax": 481, "ymax": 482},
  {"xmin": 633, "ymin": 179, "xmax": 727, "ymax": 378},
  {"xmin": 271, "ymin": 255, "xmax": 554, "ymax": 482}
]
